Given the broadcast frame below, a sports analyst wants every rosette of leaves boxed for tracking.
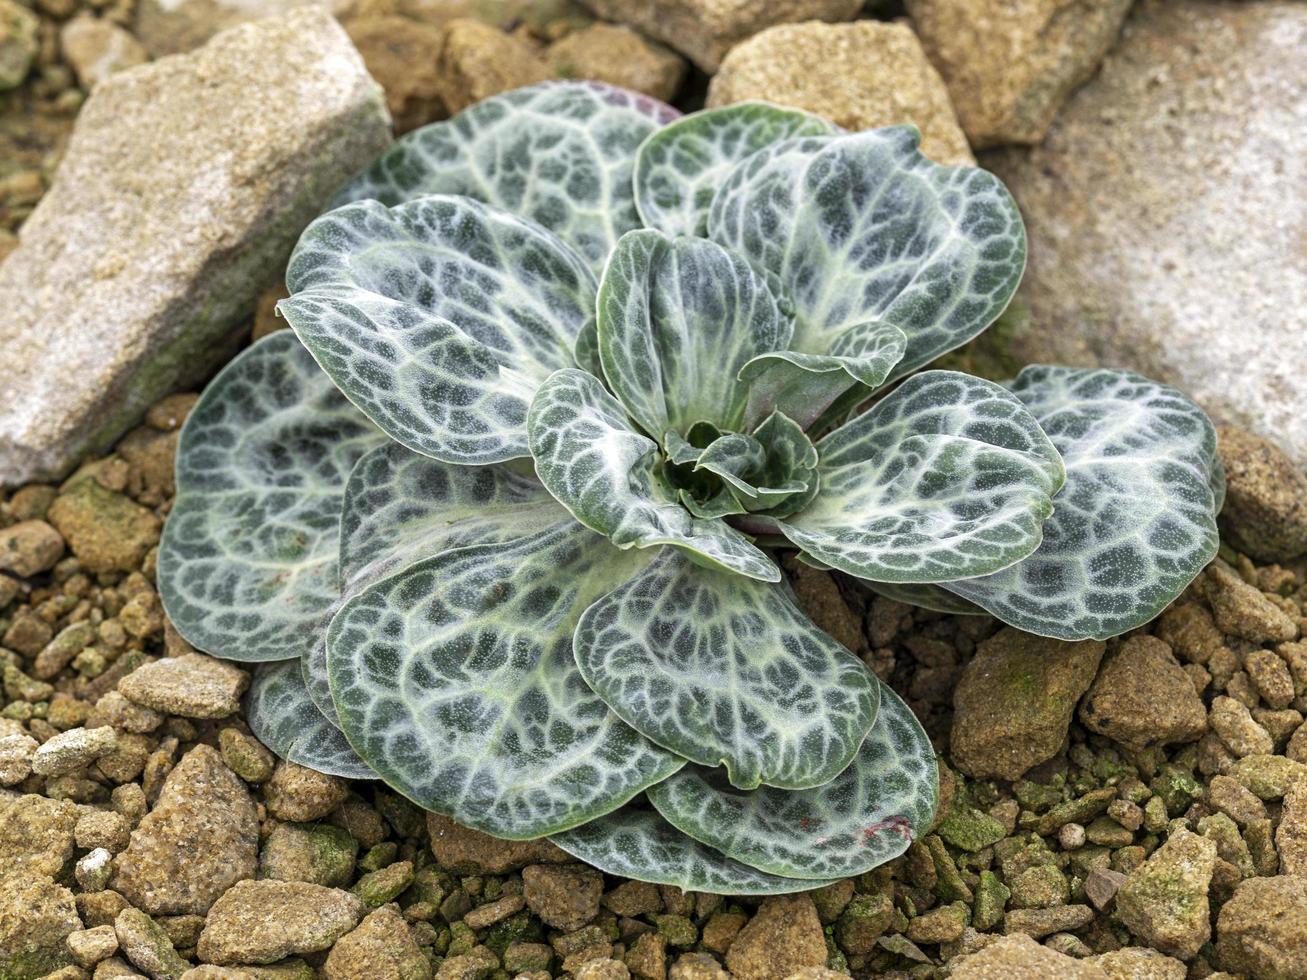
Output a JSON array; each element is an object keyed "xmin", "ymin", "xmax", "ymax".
[{"xmin": 159, "ymin": 82, "xmax": 1224, "ymax": 892}]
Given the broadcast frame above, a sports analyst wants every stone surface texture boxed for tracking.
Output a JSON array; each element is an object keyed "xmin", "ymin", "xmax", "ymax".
[{"xmin": 0, "ymin": 8, "xmax": 390, "ymax": 486}]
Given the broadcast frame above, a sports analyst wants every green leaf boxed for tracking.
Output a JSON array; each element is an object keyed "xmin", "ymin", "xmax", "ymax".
[
  {"xmin": 247, "ymin": 659, "xmax": 376, "ymax": 780},
  {"xmin": 597, "ymin": 230, "xmax": 792, "ymax": 439},
  {"xmin": 573, "ymin": 549, "xmax": 879, "ymax": 790},
  {"xmin": 709, "ymin": 127, "xmax": 1025, "ymax": 384},
  {"xmin": 634, "ymin": 101, "xmax": 837, "ymax": 238},
  {"xmin": 944, "ymin": 366, "xmax": 1222, "ymax": 640},
  {"xmin": 648, "ymin": 679, "xmax": 937, "ymax": 879},
  {"xmin": 776, "ymin": 371, "xmax": 1065, "ymax": 583},
  {"xmin": 550, "ymin": 807, "xmax": 831, "ymax": 895},
  {"xmin": 527, "ymin": 369, "xmax": 779, "ymax": 582},
  {"xmin": 860, "ymin": 580, "xmax": 987, "ymax": 616},
  {"xmin": 280, "ymin": 195, "xmax": 596, "ymax": 465},
  {"xmin": 336, "ymin": 81, "xmax": 679, "ymax": 275},
  {"xmin": 326, "ymin": 521, "xmax": 685, "ymax": 839},
  {"xmin": 158, "ymin": 332, "xmax": 385, "ymax": 664}
]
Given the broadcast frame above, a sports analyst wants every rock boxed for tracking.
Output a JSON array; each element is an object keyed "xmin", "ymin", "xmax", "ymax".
[
  {"xmin": 0, "ymin": 9, "xmax": 390, "ymax": 486},
  {"xmin": 0, "ymin": 794, "xmax": 79, "ymax": 877},
  {"xmin": 1115, "ymin": 829, "xmax": 1215, "ymax": 959},
  {"xmin": 986, "ymin": 0, "xmax": 1307, "ymax": 467},
  {"xmin": 1277, "ymin": 777, "xmax": 1307, "ymax": 876},
  {"xmin": 324, "ymin": 906, "xmax": 430, "ymax": 980},
  {"xmin": 1078, "ymin": 635, "xmax": 1206, "ymax": 749},
  {"xmin": 0, "ymin": 730, "xmax": 37, "ymax": 785},
  {"xmin": 950, "ymin": 627, "xmax": 1105, "ymax": 780},
  {"xmin": 603, "ymin": 880, "xmax": 662, "ymax": 918},
  {"xmin": 522, "ymin": 864, "xmax": 604, "ymax": 931},
  {"xmin": 60, "ymin": 15, "xmax": 148, "ymax": 89},
  {"xmin": 217, "ymin": 729, "xmax": 274, "ymax": 783},
  {"xmin": 1084, "ymin": 867, "xmax": 1127, "ymax": 911},
  {"xmin": 1216, "ymin": 424, "xmax": 1307, "ymax": 561},
  {"xmin": 0, "ymin": 520, "xmax": 65, "ymax": 577},
  {"xmin": 545, "ymin": 23, "xmax": 685, "ymax": 103},
  {"xmin": 1217, "ymin": 876, "xmax": 1307, "ymax": 978},
  {"xmin": 707, "ymin": 20, "xmax": 973, "ymax": 167},
  {"xmin": 145, "ymin": 395, "xmax": 197, "ymax": 433},
  {"xmin": 426, "ymin": 812, "xmax": 569, "ymax": 873},
  {"xmin": 111, "ymin": 745, "xmax": 259, "ymax": 915},
  {"xmin": 1230, "ymin": 754, "xmax": 1307, "ymax": 800},
  {"xmin": 723, "ymin": 895, "xmax": 826, "ymax": 980},
  {"xmin": 88, "ymin": 692, "xmax": 164, "ymax": 735},
  {"xmin": 196, "ymin": 880, "xmax": 363, "ymax": 965},
  {"xmin": 351, "ymin": 861, "xmax": 414, "ymax": 908},
  {"xmin": 118, "ymin": 654, "xmax": 247, "ymax": 719},
  {"xmin": 437, "ymin": 19, "xmax": 549, "ymax": 115},
  {"xmin": 1002, "ymin": 905, "xmax": 1093, "ymax": 938},
  {"xmin": 575, "ymin": 0, "xmax": 858, "ymax": 72},
  {"xmin": 33, "ymin": 620, "xmax": 98, "ymax": 679},
  {"xmin": 46, "ymin": 483, "xmax": 160, "ymax": 574},
  {"xmin": 1090, "ymin": 948, "xmax": 1185, "ymax": 980},
  {"xmin": 263, "ymin": 761, "xmax": 347, "ymax": 822},
  {"xmin": 786, "ymin": 562, "xmax": 864, "ymax": 655},
  {"xmin": 68, "ymin": 926, "xmax": 121, "ymax": 969},
  {"xmin": 344, "ymin": 16, "xmax": 447, "ymax": 134},
  {"xmin": 575, "ymin": 960, "xmax": 629, "ymax": 980},
  {"xmin": 76, "ymin": 849, "xmax": 114, "ymax": 892},
  {"xmin": 906, "ymin": 903, "xmax": 967, "ymax": 944},
  {"xmin": 0, "ymin": 0, "xmax": 37, "ymax": 91},
  {"xmin": 0, "ymin": 872, "xmax": 81, "ymax": 979},
  {"xmin": 905, "ymin": 0, "xmax": 1130, "ymax": 148},
  {"xmin": 75, "ymin": 811, "xmax": 131, "ymax": 854},
  {"xmin": 32, "ymin": 726, "xmax": 119, "ymax": 776},
  {"xmin": 133, "ymin": 0, "xmax": 345, "ymax": 57},
  {"xmin": 667, "ymin": 952, "xmax": 728, "ymax": 980},
  {"xmin": 1202, "ymin": 561, "xmax": 1299, "ymax": 644},
  {"xmin": 115, "ymin": 909, "xmax": 189, "ymax": 980},
  {"xmin": 948, "ymin": 934, "xmax": 1107, "ymax": 979},
  {"xmin": 1209, "ymin": 696, "xmax": 1275, "ymax": 758},
  {"xmin": 259, "ymin": 822, "xmax": 357, "ymax": 887}
]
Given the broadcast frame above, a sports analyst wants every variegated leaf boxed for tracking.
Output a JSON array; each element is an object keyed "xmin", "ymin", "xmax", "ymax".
[
  {"xmin": 528, "ymin": 369, "xmax": 779, "ymax": 582},
  {"xmin": 597, "ymin": 230, "xmax": 792, "ymax": 439},
  {"xmin": 573, "ymin": 549, "xmax": 879, "ymax": 790},
  {"xmin": 861, "ymin": 580, "xmax": 987, "ymax": 616},
  {"xmin": 634, "ymin": 101, "xmax": 837, "ymax": 238},
  {"xmin": 158, "ymin": 332, "xmax": 385, "ymax": 663},
  {"xmin": 335, "ymin": 80, "xmax": 679, "ymax": 274},
  {"xmin": 945, "ymin": 366, "xmax": 1222, "ymax": 640},
  {"xmin": 326, "ymin": 521, "xmax": 684, "ymax": 839},
  {"xmin": 550, "ymin": 807, "xmax": 831, "ymax": 894},
  {"xmin": 648, "ymin": 680, "xmax": 937, "ymax": 879},
  {"xmin": 777, "ymin": 371, "xmax": 1065, "ymax": 583},
  {"xmin": 247, "ymin": 659, "xmax": 376, "ymax": 780},
  {"xmin": 709, "ymin": 127, "xmax": 1025, "ymax": 385},
  {"xmin": 280, "ymin": 195, "xmax": 596, "ymax": 465}
]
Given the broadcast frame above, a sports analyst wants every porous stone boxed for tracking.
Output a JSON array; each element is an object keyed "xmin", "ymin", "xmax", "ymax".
[
  {"xmin": 217, "ymin": 729, "xmax": 274, "ymax": 783},
  {"xmin": 950, "ymin": 627, "xmax": 1105, "ymax": 780},
  {"xmin": 68, "ymin": 926, "xmax": 120, "ymax": 969},
  {"xmin": 196, "ymin": 880, "xmax": 364, "ymax": 965},
  {"xmin": 905, "ymin": 0, "xmax": 1131, "ymax": 148},
  {"xmin": 1078, "ymin": 635, "xmax": 1206, "ymax": 748},
  {"xmin": 0, "ymin": 730, "xmax": 38, "ymax": 785},
  {"xmin": 118, "ymin": 654, "xmax": 247, "ymax": 719},
  {"xmin": 1202, "ymin": 561, "xmax": 1299, "ymax": 645},
  {"xmin": 323, "ymin": 906, "xmax": 430, "ymax": 980},
  {"xmin": 259, "ymin": 822, "xmax": 357, "ymax": 887},
  {"xmin": 0, "ymin": 794, "xmax": 79, "ymax": 877},
  {"xmin": 948, "ymin": 933, "xmax": 1107, "ymax": 978},
  {"xmin": 0, "ymin": 0, "xmax": 37, "ymax": 90},
  {"xmin": 133, "ymin": 0, "xmax": 345, "ymax": 57},
  {"xmin": 0, "ymin": 872, "xmax": 81, "ymax": 979},
  {"xmin": 522, "ymin": 864, "xmax": 604, "ymax": 931},
  {"xmin": 1002, "ymin": 905, "xmax": 1093, "ymax": 938},
  {"xmin": 437, "ymin": 19, "xmax": 549, "ymax": 115},
  {"xmin": 45, "ymin": 483, "xmax": 160, "ymax": 574},
  {"xmin": 426, "ymin": 812, "xmax": 569, "ymax": 873},
  {"xmin": 111, "ymin": 745, "xmax": 258, "ymax": 915},
  {"xmin": 574, "ymin": 0, "xmax": 859, "ymax": 72},
  {"xmin": 1217, "ymin": 876, "xmax": 1307, "ymax": 978},
  {"xmin": 723, "ymin": 895, "xmax": 826, "ymax": 980},
  {"xmin": 0, "ymin": 9, "xmax": 390, "ymax": 485},
  {"xmin": 1217, "ymin": 424, "xmax": 1307, "ymax": 561},
  {"xmin": 115, "ymin": 908, "xmax": 189, "ymax": 980},
  {"xmin": 59, "ymin": 14, "xmax": 148, "ymax": 89},
  {"xmin": 1277, "ymin": 777, "xmax": 1307, "ymax": 876},
  {"xmin": 545, "ymin": 23, "xmax": 685, "ymax": 103},
  {"xmin": 707, "ymin": 20, "xmax": 973, "ymax": 167},
  {"xmin": 1209, "ymin": 696, "xmax": 1275, "ymax": 758},
  {"xmin": 263, "ymin": 761, "xmax": 347, "ymax": 822},
  {"xmin": 32, "ymin": 726, "xmax": 119, "ymax": 776},
  {"xmin": 987, "ymin": 0, "xmax": 1307, "ymax": 467},
  {"xmin": 1114, "ymin": 829, "xmax": 1215, "ymax": 959},
  {"xmin": 344, "ymin": 16, "xmax": 446, "ymax": 134},
  {"xmin": 0, "ymin": 519, "xmax": 65, "ymax": 577},
  {"xmin": 1089, "ymin": 947, "xmax": 1185, "ymax": 980}
]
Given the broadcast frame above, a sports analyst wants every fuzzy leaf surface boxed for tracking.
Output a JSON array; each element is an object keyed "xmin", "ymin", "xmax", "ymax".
[
  {"xmin": 634, "ymin": 101, "xmax": 836, "ymax": 238},
  {"xmin": 280, "ymin": 195, "xmax": 596, "ymax": 464},
  {"xmin": 709, "ymin": 127, "xmax": 1025, "ymax": 384},
  {"xmin": 248, "ymin": 659, "xmax": 375, "ymax": 780},
  {"xmin": 326, "ymin": 521, "xmax": 684, "ymax": 838},
  {"xmin": 945, "ymin": 366, "xmax": 1222, "ymax": 640},
  {"xmin": 158, "ymin": 333, "xmax": 384, "ymax": 664},
  {"xmin": 336, "ymin": 80, "xmax": 678, "ymax": 274},
  {"xmin": 573, "ymin": 549, "xmax": 878, "ymax": 790},
  {"xmin": 648, "ymin": 680, "xmax": 936, "ymax": 879},
  {"xmin": 550, "ymin": 808, "xmax": 830, "ymax": 894},
  {"xmin": 598, "ymin": 230, "xmax": 792, "ymax": 438},
  {"xmin": 528, "ymin": 369, "xmax": 778, "ymax": 581},
  {"xmin": 776, "ymin": 371, "xmax": 1064, "ymax": 583}
]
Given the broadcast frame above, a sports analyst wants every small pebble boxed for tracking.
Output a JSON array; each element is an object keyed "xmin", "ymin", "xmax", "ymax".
[{"xmin": 32, "ymin": 725, "xmax": 118, "ymax": 776}]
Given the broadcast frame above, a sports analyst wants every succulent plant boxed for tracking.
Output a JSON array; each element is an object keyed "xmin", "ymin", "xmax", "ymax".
[{"xmin": 159, "ymin": 82, "xmax": 1224, "ymax": 891}]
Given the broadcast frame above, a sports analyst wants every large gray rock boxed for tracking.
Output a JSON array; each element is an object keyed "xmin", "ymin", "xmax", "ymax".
[
  {"xmin": 0, "ymin": 9, "xmax": 389, "ymax": 486},
  {"xmin": 987, "ymin": 0, "xmax": 1307, "ymax": 464}
]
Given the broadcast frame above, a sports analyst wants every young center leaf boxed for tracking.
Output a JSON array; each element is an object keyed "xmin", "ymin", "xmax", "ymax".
[
  {"xmin": 944, "ymin": 366, "xmax": 1223, "ymax": 640},
  {"xmin": 335, "ymin": 80, "xmax": 679, "ymax": 275},
  {"xmin": 633, "ymin": 101, "xmax": 837, "ymax": 239},
  {"xmin": 550, "ymin": 807, "xmax": 832, "ymax": 895},
  {"xmin": 573, "ymin": 549, "xmax": 880, "ymax": 791},
  {"xmin": 528, "ymin": 368, "xmax": 779, "ymax": 582},
  {"xmin": 648, "ymin": 680, "xmax": 937, "ymax": 880},
  {"xmin": 158, "ymin": 332, "xmax": 385, "ymax": 663},
  {"xmin": 279, "ymin": 195, "xmax": 596, "ymax": 465},
  {"xmin": 247, "ymin": 659, "xmax": 376, "ymax": 780},
  {"xmin": 775, "ymin": 371, "xmax": 1065, "ymax": 583},
  {"xmin": 326, "ymin": 521, "xmax": 685, "ymax": 839}
]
